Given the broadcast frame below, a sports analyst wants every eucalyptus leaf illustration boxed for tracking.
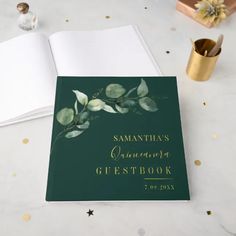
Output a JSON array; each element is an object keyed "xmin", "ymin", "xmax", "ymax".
[
  {"xmin": 105, "ymin": 84, "xmax": 126, "ymax": 98},
  {"xmin": 77, "ymin": 121, "xmax": 90, "ymax": 129},
  {"xmin": 115, "ymin": 104, "xmax": 129, "ymax": 114},
  {"xmin": 79, "ymin": 111, "xmax": 89, "ymax": 123},
  {"xmin": 52, "ymin": 78, "xmax": 161, "ymax": 152},
  {"xmin": 103, "ymin": 104, "xmax": 117, "ymax": 113},
  {"xmin": 72, "ymin": 90, "xmax": 88, "ymax": 105},
  {"xmin": 65, "ymin": 130, "xmax": 84, "ymax": 138},
  {"xmin": 74, "ymin": 100, "xmax": 79, "ymax": 115},
  {"xmin": 56, "ymin": 108, "xmax": 74, "ymax": 125},
  {"xmin": 121, "ymin": 99, "xmax": 136, "ymax": 107},
  {"xmin": 139, "ymin": 97, "xmax": 158, "ymax": 112},
  {"xmin": 137, "ymin": 78, "xmax": 149, "ymax": 97},
  {"xmin": 87, "ymin": 99, "xmax": 105, "ymax": 111},
  {"xmin": 124, "ymin": 87, "xmax": 137, "ymax": 97}
]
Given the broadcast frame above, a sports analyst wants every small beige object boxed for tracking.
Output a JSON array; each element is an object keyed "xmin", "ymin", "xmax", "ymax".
[
  {"xmin": 22, "ymin": 138, "xmax": 29, "ymax": 144},
  {"xmin": 22, "ymin": 213, "xmax": 31, "ymax": 222},
  {"xmin": 12, "ymin": 172, "xmax": 17, "ymax": 177},
  {"xmin": 194, "ymin": 160, "xmax": 202, "ymax": 166},
  {"xmin": 212, "ymin": 133, "xmax": 219, "ymax": 139},
  {"xmin": 208, "ymin": 34, "xmax": 224, "ymax": 57},
  {"xmin": 17, "ymin": 2, "xmax": 29, "ymax": 14}
]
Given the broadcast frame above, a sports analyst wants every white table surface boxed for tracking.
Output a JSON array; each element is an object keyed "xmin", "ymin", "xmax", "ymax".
[{"xmin": 1, "ymin": 0, "xmax": 236, "ymax": 235}]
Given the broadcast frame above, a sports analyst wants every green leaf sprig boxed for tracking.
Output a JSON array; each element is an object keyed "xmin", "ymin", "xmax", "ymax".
[{"xmin": 52, "ymin": 79, "xmax": 158, "ymax": 150}]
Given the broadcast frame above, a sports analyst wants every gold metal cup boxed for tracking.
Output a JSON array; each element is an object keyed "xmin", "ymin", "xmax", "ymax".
[{"xmin": 186, "ymin": 38, "xmax": 221, "ymax": 81}]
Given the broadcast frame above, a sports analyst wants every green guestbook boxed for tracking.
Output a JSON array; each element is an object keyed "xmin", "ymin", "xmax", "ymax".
[{"xmin": 46, "ymin": 77, "xmax": 190, "ymax": 201}]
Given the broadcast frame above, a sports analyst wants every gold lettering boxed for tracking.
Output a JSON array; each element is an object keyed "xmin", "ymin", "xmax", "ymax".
[
  {"xmin": 96, "ymin": 167, "xmax": 102, "ymax": 175},
  {"xmin": 156, "ymin": 167, "xmax": 163, "ymax": 174},
  {"xmin": 166, "ymin": 166, "xmax": 171, "ymax": 175},
  {"xmin": 105, "ymin": 167, "xmax": 111, "ymax": 175},
  {"xmin": 112, "ymin": 134, "xmax": 171, "ymax": 142},
  {"xmin": 165, "ymin": 135, "xmax": 170, "ymax": 141},
  {"xmin": 110, "ymin": 145, "xmax": 121, "ymax": 161},
  {"xmin": 130, "ymin": 166, "xmax": 137, "ymax": 174},
  {"xmin": 147, "ymin": 167, "xmax": 154, "ymax": 174},
  {"xmin": 137, "ymin": 135, "xmax": 143, "ymax": 141},
  {"xmin": 139, "ymin": 167, "xmax": 146, "ymax": 175},
  {"xmin": 122, "ymin": 167, "xmax": 129, "ymax": 174},
  {"xmin": 114, "ymin": 167, "xmax": 120, "ymax": 175},
  {"xmin": 95, "ymin": 166, "xmax": 172, "ymax": 176}
]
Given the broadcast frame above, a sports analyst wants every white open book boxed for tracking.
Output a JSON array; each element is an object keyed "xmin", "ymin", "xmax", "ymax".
[{"xmin": 0, "ymin": 25, "xmax": 161, "ymax": 126}]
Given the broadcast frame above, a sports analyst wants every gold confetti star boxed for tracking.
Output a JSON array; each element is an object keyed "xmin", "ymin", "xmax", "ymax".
[
  {"xmin": 206, "ymin": 210, "xmax": 212, "ymax": 215},
  {"xmin": 22, "ymin": 138, "xmax": 29, "ymax": 144},
  {"xmin": 212, "ymin": 133, "xmax": 219, "ymax": 139},
  {"xmin": 105, "ymin": 16, "xmax": 111, "ymax": 19},
  {"xmin": 22, "ymin": 213, "xmax": 31, "ymax": 222},
  {"xmin": 194, "ymin": 160, "xmax": 201, "ymax": 166}
]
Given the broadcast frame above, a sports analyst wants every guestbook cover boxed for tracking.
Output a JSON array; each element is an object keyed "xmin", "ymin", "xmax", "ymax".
[{"xmin": 46, "ymin": 76, "xmax": 190, "ymax": 201}]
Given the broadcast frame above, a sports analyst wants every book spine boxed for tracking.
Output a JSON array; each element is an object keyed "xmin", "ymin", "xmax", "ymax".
[{"xmin": 173, "ymin": 77, "xmax": 190, "ymax": 200}]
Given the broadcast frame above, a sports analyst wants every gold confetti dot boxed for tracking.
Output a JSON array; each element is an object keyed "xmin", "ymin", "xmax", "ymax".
[
  {"xmin": 194, "ymin": 160, "xmax": 201, "ymax": 166},
  {"xmin": 105, "ymin": 16, "xmax": 111, "ymax": 19},
  {"xmin": 12, "ymin": 172, "xmax": 16, "ymax": 177},
  {"xmin": 212, "ymin": 133, "xmax": 219, "ymax": 139},
  {"xmin": 22, "ymin": 213, "xmax": 31, "ymax": 222},
  {"xmin": 206, "ymin": 210, "xmax": 212, "ymax": 215},
  {"xmin": 22, "ymin": 138, "xmax": 29, "ymax": 144}
]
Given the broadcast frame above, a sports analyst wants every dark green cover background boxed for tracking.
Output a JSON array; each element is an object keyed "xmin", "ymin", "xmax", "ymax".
[{"xmin": 46, "ymin": 77, "xmax": 190, "ymax": 201}]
